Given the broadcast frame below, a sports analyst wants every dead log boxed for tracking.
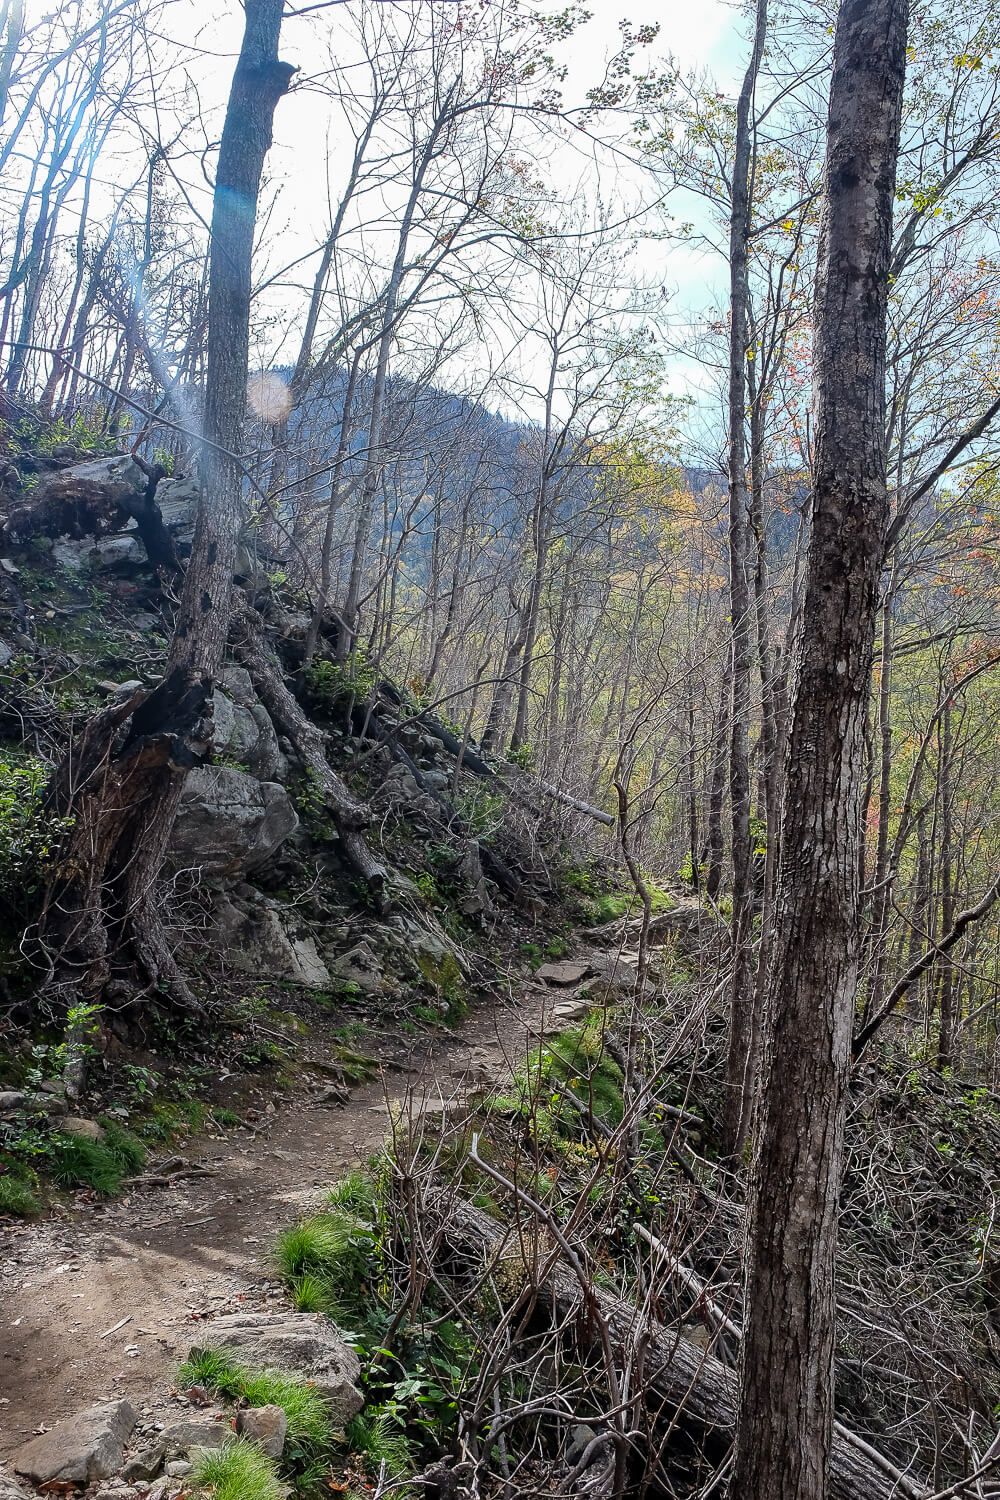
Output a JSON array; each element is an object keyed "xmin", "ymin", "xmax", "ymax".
[
  {"xmin": 231, "ymin": 603, "xmax": 387, "ymax": 906},
  {"xmin": 426, "ymin": 1189, "xmax": 927, "ymax": 1500}
]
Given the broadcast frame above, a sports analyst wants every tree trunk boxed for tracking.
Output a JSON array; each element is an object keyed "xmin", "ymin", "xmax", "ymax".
[
  {"xmin": 722, "ymin": 0, "xmax": 767, "ymax": 1155},
  {"xmin": 733, "ymin": 4, "xmax": 907, "ymax": 1499},
  {"xmin": 39, "ymin": 0, "xmax": 293, "ymax": 1015}
]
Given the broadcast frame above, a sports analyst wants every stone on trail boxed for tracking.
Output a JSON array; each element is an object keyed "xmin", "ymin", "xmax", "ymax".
[
  {"xmin": 13, "ymin": 1399, "xmax": 137, "ymax": 1485},
  {"xmin": 0, "ymin": 1473, "xmax": 33, "ymax": 1500},
  {"xmin": 194, "ymin": 1312, "xmax": 363, "ymax": 1422},
  {"xmin": 160, "ymin": 1415, "xmax": 229, "ymax": 1459},
  {"xmin": 536, "ymin": 959, "xmax": 592, "ymax": 986},
  {"xmin": 236, "ymin": 1403, "xmax": 288, "ymax": 1458}
]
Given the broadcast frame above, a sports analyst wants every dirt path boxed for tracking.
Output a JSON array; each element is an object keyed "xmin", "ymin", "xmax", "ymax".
[{"xmin": 0, "ymin": 977, "xmax": 589, "ymax": 1461}]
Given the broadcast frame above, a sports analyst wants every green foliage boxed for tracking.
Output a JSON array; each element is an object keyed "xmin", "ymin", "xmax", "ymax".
[
  {"xmin": 100, "ymin": 1121, "xmax": 147, "ymax": 1174},
  {"xmin": 48, "ymin": 1132, "xmax": 125, "ymax": 1195},
  {"xmin": 151, "ymin": 445, "xmax": 175, "ymax": 475},
  {"xmin": 0, "ymin": 1174, "xmax": 40, "ymax": 1216},
  {"xmin": 14, "ymin": 409, "xmax": 117, "ymax": 456},
  {"xmin": 303, "ymin": 650, "xmax": 376, "ymax": 709},
  {"xmin": 505, "ymin": 741, "xmax": 536, "ymax": 770},
  {"xmin": 275, "ymin": 1207, "xmax": 376, "ymax": 1320},
  {"xmin": 345, "ymin": 1406, "xmax": 414, "ymax": 1479},
  {"xmin": 415, "ymin": 949, "xmax": 466, "ymax": 1023},
  {"xmin": 0, "ymin": 749, "xmax": 72, "ymax": 916},
  {"xmin": 178, "ymin": 1348, "xmax": 333, "ymax": 1459},
  {"xmin": 191, "ymin": 1437, "xmax": 286, "ymax": 1500}
]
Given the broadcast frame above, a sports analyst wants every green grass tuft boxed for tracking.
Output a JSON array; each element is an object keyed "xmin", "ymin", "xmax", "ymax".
[
  {"xmin": 0, "ymin": 1175, "xmax": 40, "ymax": 1216},
  {"xmin": 48, "ymin": 1132, "xmax": 123, "ymax": 1194},
  {"xmin": 178, "ymin": 1347, "xmax": 332, "ymax": 1456},
  {"xmin": 100, "ymin": 1121, "xmax": 147, "ymax": 1174},
  {"xmin": 191, "ymin": 1436, "xmax": 285, "ymax": 1500},
  {"xmin": 274, "ymin": 1208, "xmax": 374, "ymax": 1318},
  {"xmin": 325, "ymin": 1168, "xmax": 376, "ymax": 1217},
  {"xmin": 289, "ymin": 1270, "xmax": 338, "ymax": 1314}
]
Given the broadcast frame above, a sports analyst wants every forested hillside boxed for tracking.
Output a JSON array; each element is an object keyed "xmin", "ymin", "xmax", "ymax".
[{"xmin": 1, "ymin": 2, "xmax": 1000, "ymax": 1500}]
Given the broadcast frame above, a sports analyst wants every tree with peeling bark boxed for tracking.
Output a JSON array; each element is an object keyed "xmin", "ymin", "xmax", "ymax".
[
  {"xmin": 38, "ymin": 0, "xmax": 293, "ymax": 1015},
  {"xmin": 733, "ymin": 2, "xmax": 909, "ymax": 1498}
]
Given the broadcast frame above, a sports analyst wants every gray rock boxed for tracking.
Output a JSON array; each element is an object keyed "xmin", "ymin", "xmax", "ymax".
[
  {"xmin": 13, "ymin": 1400, "xmax": 137, "ymax": 1485},
  {"xmin": 195, "ymin": 1312, "xmax": 362, "ymax": 1422},
  {"xmin": 536, "ymin": 960, "xmax": 592, "ymax": 987},
  {"xmin": 210, "ymin": 685, "xmax": 282, "ymax": 781},
  {"xmin": 52, "ymin": 536, "xmax": 88, "ymax": 572},
  {"xmin": 91, "ymin": 533, "xmax": 145, "ymax": 568},
  {"xmin": 170, "ymin": 767, "xmax": 298, "ymax": 880},
  {"xmin": 236, "ymin": 1405, "xmax": 287, "ymax": 1458},
  {"xmin": 327, "ymin": 940, "xmax": 383, "ymax": 994},
  {"xmin": 155, "ymin": 474, "xmax": 199, "ymax": 532},
  {"xmin": 160, "ymin": 1416, "xmax": 228, "ymax": 1458},
  {"xmin": 59, "ymin": 1116, "xmax": 106, "ymax": 1143},
  {"xmin": 123, "ymin": 1444, "xmax": 165, "ymax": 1480},
  {"xmin": 59, "ymin": 453, "xmax": 145, "ymax": 497},
  {"xmin": 0, "ymin": 1091, "xmax": 26, "ymax": 1113},
  {"xmin": 0, "ymin": 1473, "xmax": 33, "ymax": 1499},
  {"xmin": 209, "ymin": 892, "xmax": 332, "ymax": 989},
  {"xmin": 165, "ymin": 1460, "xmax": 192, "ymax": 1477},
  {"xmin": 422, "ymin": 769, "xmax": 450, "ymax": 793}
]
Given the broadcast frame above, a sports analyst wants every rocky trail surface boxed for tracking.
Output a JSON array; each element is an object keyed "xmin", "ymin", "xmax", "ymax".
[{"xmin": 0, "ymin": 966, "xmax": 602, "ymax": 1480}]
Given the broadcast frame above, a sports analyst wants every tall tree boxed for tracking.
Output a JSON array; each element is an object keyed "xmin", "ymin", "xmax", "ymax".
[
  {"xmin": 722, "ymin": 0, "xmax": 767, "ymax": 1157},
  {"xmin": 732, "ymin": 3, "xmax": 908, "ymax": 1499},
  {"xmin": 40, "ymin": 0, "xmax": 293, "ymax": 1014}
]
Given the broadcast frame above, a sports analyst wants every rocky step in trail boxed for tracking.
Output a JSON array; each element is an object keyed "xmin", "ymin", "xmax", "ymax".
[{"xmin": 0, "ymin": 953, "xmax": 620, "ymax": 1492}]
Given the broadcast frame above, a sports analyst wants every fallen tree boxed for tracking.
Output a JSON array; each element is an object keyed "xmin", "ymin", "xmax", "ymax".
[{"xmin": 423, "ymin": 1186, "xmax": 928, "ymax": 1500}]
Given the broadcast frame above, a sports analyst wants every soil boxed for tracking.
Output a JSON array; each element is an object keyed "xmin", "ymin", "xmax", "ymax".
[{"xmin": 0, "ymin": 973, "xmax": 595, "ymax": 1463}]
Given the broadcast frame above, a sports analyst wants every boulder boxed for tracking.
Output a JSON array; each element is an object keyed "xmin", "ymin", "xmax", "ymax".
[
  {"xmin": 210, "ymin": 681, "xmax": 282, "ymax": 781},
  {"xmin": 236, "ymin": 1405, "xmax": 287, "ymax": 1458},
  {"xmin": 54, "ymin": 453, "xmax": 145, "ymax": 499},
  {"xmin": 170, "ymin": 767, "xmax": 297, "ymax": 881},
  {"xmin": 13, "ymin": 1400, "xmax": 137, "ymax": 1485},
  {"xmin": 155, "ymin": 475, "xmax": 199, "ymax": 544},
  {"xmin": 59, "ymin": 1116, "xmax": 106, "ymax": 1143},
  {"xmin": 0, "ymin": 1091, "xmax": 26, "ymax": 1114},
  {"xmin": 160, "ymin": 1416, "xmax": 229, "ymax": 1459},
  {"xmin": 327, "ymin": 940, "xmax": 383, "ymax": 995},
  {"xmin": 536, "ymin": 959, "xmax": 592, "ymax": 987},
  {"xmin": 194, "ymin": 1312, "xmax": 362, "ymax": 1422},
  {"xmin": 210, "ymin": 892, "xmax": 332, "ymax": 989}
]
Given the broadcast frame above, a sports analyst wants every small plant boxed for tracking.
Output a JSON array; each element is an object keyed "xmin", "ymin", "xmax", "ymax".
[
  {"xmin": 152, "ymin": 445, "xmax": 175, "ymax": 475},
  {"xmin": 303, "ymin": 649, "xmax": 376, "ymax": 709},
  {"xmin": 345, "ymin": 1406, "xmax": 414, "ymax": 1480},
  {"xmin": 191, "ymin": 1436, "xmax": 285, "ymax": 1500},
  {"xmin": 0, "ymin": 749, "xmax": 73, "ymax": 918},
  {"xmin": 506, "ymin": 741, "xmax": 536, "ymax": 770},
  {"xmin": 0, "ymin": 1174, "xmax": 40, "ymax": 1216},
  {"xmin": 275, "ymin": 1207, "xmax": 375, "ymax": 1318},
  {"xmin": 48, "ymin": 1132, "xmax": 125, "ymax": 1195}
]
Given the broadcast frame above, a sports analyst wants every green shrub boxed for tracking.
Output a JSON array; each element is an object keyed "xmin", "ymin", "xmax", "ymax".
[
  {"xmin": 303, "ymin": 650, "xmax": 376, "ymax": 708},
  {"xmin": 191, "ymin": 1436, "xmax": 285, "ymax": 1500},
  {"xmin": 100, "ymin": 1121, "xmax": 147, "ymax": 1174},
  {"xmin": 345, "ymin": 1406, "xmax": 414, "ymax": 1480},
  {"xmin": 0, "ymin": 749, "xmax": 72, "ymax": 916},
  {"xmin": 325, "ymin": 1168, "xmax": 377, "ymax": 1218},
  {"xmin": 0, "ymin": 1174, "xmax": 40, "ymax": 1216}
]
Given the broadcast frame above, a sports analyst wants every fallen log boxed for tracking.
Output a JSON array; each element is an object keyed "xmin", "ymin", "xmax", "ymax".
[{"xmin": 425, "ymin": 1188, "xmax": 927, "ymax": 1500}]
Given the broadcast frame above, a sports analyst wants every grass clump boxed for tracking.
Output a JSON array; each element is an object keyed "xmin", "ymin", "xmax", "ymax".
[
  {"xmin": 48, "ymin": 1132, "xmax": 124, "ymax": 1194},
  {"xmin": 275, "ymin": 1206, "xmax": 375, "ymax": 1319},
  {"xmin": 101, "ymin": 1121, "xmax": 147, "ymax": 1174},
  {"xmin": 178, "ymin": 1347, "xmax": 332, "ymax": 1460},
  {"xmin": 191, "ymin": 1436, "xmax": 285, "ymax": 1500},
  {"xmin": 0, "ymin": 1174, "xmax": 40, "ymax": 1216}
]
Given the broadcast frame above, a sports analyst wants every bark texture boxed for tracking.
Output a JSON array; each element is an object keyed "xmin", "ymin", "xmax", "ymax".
[{"xmin": 732, "ymin": 3, "xmax": 908, "ymax": 1497}]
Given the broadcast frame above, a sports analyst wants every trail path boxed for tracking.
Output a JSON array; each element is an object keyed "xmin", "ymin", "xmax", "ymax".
[{"xmin": 0, "ymin": 975, "xmax": 592, "ymax": 1463}]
